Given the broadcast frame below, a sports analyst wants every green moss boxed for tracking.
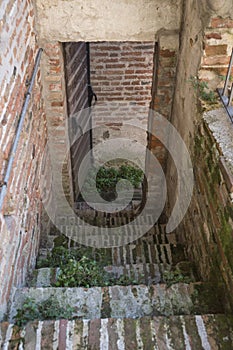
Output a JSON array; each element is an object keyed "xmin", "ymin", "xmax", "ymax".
[
  {"xmin": 208, "ymin": 249, "xmax": 233, "ymax": 313},
  {"xmin": 170, "ymin": 244, "xmax": 186, "ymax": 264},
  {"xmin": 53, "ymin": 235, "xmax": 69, "ymax": 248},
  {"xmin": 219, "ymin": 215, "xmax": 233, "ymax": 272},
  {"xmin": 101, "ymin": 288, "xmax": 111, "ymax": 318},
  {"xmin": 194, "ymin": 135, "xmax": 204, "ymax": 156},
  {"xmin": 163, "ymin": 269, "xmax": 194, "ymax": 288},
  {"xmin": 219, "ymin": 211, "xmax": 233, "ymax": 265},
  {"xmin": 210, "ymin": 164, "xmax": 221, "ymax": 185},
  {"xmin": 191, "ymin": 283, "xmax": 223, "ymax": 314},
  {"xmin": 131, "ymin": 287, "xmax": 138, "ymax": 298}
]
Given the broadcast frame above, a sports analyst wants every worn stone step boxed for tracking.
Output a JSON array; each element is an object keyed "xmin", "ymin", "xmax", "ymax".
[
  {"xmin": 110, "ymin": 242, "xmax": 184, "ymax": 265},
  {"xmin": 28, "ymin": 264, "xmax": 165, "ymax": 287},
  {"xmin": 46, "ymin": 219, "xmax": 172, "ymax": 240},
  {"xmin": 9, "ymin": 283, "xmax": 223, "ymax": 322},
  {"xmin": 48, "ymin": 227, "xmax": 177, "ymax": 245},
  {"xmin": 29, "ymin": 261, "xmax": 195, "ymax": 287},
  {"xmin": 38, "ymin": 237, "xmax": 183, "ymax": 267},
  {"xmin": 1, "ymin": 314, "xmax": 233, "ymax": 349}
]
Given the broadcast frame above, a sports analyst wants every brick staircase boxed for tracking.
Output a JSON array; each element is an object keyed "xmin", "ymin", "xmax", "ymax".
[{"xmin": 1, "ymin": 205, "xmax": 233, "ymax": 349}]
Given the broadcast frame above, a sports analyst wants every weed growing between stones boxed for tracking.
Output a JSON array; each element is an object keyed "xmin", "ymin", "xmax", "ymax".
[
  {"xmin": 37, "ymin": 246, "xmax": 138, "ymax": 288},
  {"xmin": 163, "ymin": 269, "xmax": 194, "ymax": 288},
  {"xmin": 55, "ymin": 256, "xmax": 138, "ymax": 288},
  {"xmin": 188, "ymin": 76, "xmax": 217, "ymax": 104},
  {"xmin": 37, "ymin": 246, "xmax": 97, "ymax": 268},
  {"xmin": 81, "ymin": 164, "xmax": 143, "ymax": 199},
  {"xmin": 15, "ymin": 297, "xmax": 75, "ymax": 327}
]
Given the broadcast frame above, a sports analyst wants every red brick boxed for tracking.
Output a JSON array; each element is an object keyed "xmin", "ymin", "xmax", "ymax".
[
  {"xmin": 203, "ymin": 55, "xmax": 230, "ymax": 66},
  {"xmin": 211, "ymin": 17, "xmax": 233, "ymax": 28},
  {"xmin": 205, "ymin": 44, "xmax": 228, "ymax": 56},
  {"xmin": 160, "ymin": 49, "xmax": 176, "ymax": 57},
  {"xmin": 205, "ymin": 32, "xmax": 222, "ymax": 40}
]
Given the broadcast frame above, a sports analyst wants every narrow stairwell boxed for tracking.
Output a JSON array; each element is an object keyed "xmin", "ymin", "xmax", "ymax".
[{"xmin": 1, "ymin": 205, "xmax": 233, "ymax": 349}]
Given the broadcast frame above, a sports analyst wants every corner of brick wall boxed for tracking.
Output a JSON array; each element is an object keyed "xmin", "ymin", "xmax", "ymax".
[
  {"xmin": 41, "ymin": 42, "xmax": 74, "ymax": 213},
  {"xmin": 148, "ymin": 34, "xmax": 179, "ymax": 168}
]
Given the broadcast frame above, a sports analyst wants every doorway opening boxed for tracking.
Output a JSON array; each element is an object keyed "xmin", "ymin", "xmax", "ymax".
[{"xmin": 63, "ymin": 41, "xmax": 155, "ymax": 213}]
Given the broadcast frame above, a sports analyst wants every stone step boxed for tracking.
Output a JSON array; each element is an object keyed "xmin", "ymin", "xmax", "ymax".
[
  {"xmin": 1, "ymin": 314, "xmax": 233, "ymax": 349},
  {"xmin": 110, "ymin": 242, "xmax": 184, "ymax": 265},
  {"xmin": 47, "ymin": 218, "xmax": 171, "ymax": 240},
  {"xmin": 9, "ymin": 283, "xmax": 223, "ymax": 322},
  {"xmin": 39, "ymin": 235, "xmax": 179, "ymax": 262},
  {"xmin": 28, "ymin": 264, "xmax": 165, "ymax": 287},
  {"xmin": 75, "ymin": 198, "xmax": 142, "ymax": 212},
  {"xmin": 29, "ymin": 261, "xmax": 195, "ymax": 287},
  {"xmin": 39, "ymin": 230, "xmax": 177, "ymax": 251},
  {"xmin": 38, "ymin": 229, "xmax": 183, "ymax": 267},
  {"xmin": 39, "ymin": 242, "xmax": 184, "ymax": 266}
]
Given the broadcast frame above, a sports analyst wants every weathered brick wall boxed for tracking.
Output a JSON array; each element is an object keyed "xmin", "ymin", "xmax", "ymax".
[
  {"xmin": 166, "ymin": 1, "xmax": 233, "ymax": 312},
  {"xmin": 151, "ymin": 38, "xmax": 178, "ymax": 119},
  {"xmin": 179, "ymin": 118, "xmax": 233, "ymax": 311},
  {"xmin": 90, "ymin": 42, "xmax": 154, "ymax": 105},
  {"xmin": 90, "ymin": 42, "xmax": 154, "ymax": 168},
  {"xmin": 0, "ymin": 0, "xmax": 47, "ymax": 319},
  {"xmin": 41, "ymin": 42, "xmax": 74, "ymax": 212},
  {"xmin": 200, "ymin": 16, "xmax": 233, "ymax": 88},
  {"xmin": 182, "ymin": 15, "xmax": 233, "ymax": 311},
  {"xmin": 149, "ymin": 34, "xmax": 179, "ymax": 168}
]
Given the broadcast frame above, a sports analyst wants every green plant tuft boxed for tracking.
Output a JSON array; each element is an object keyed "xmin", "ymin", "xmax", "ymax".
[
  {"xmin": 81, "ymin": 164, "xmax": 143, "ymax": 198},
  {"xmin": 37, "ymin": 246, "xmax": 141, "ymax": 288},
  {"xmin": 15, "ymin": 297, "xmax": 75, "ymax": 327},
  {"xmin": 36, "ymin": 245, "xmax": 96, "ymax": 269},
  {"xmin": 163, "ymin": 269, "xmax": 193, "ymax": 288},
  {"xmin": 55, "ymin": 256, "xmax": 139, "ymax": 288},
  {"xmin": 188, "ymin": 76, "xmax": 217, "ymax": 104},
  {"xmin": 55, "ymin": 256, "xmax": 109, "ymax": 288}
]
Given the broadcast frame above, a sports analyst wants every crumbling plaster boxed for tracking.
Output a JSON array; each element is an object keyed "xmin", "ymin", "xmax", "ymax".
[{"xmin": 33, "ymin": 0, "xmax": 182, "ymax": 42}]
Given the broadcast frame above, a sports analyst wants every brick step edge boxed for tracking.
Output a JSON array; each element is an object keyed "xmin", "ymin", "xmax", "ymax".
[{"xmin": 1, "ymin": 314, "xmax": 233, "ymax": 349}]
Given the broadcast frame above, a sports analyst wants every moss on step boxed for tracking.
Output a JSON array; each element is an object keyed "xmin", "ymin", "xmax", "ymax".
[
  {"xmin": 190, "ymin": 282, "xmax": 224, "ymax": 315},
  {"xmin": 53, "ymin": 235, "xmax": 69, "ymax": 248},
  {"xmin": 163, "ymin": 268, "xmax": 194, "ymax": 288},
  {"xmin": 14, "ymin": 296, "xmax": 75, "ymax": 327},
  {"xmin": 170, "ymin": 244, "xmax": 186, "ymax": 264},
  {"xmin": 101, "ymin": 287, "xmax": 111, "ymax": 318}
]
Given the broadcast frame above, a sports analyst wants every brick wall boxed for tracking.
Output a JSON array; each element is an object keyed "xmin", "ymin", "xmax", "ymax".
[
  {"xmin": 183, "ymin": 16, "xmax": 233, "ymax": 312},
  {"xmin": 89, "ymin": 42, "xmax": 154, "ymax": 167},
  {"xmin": 166, "ymin": 4, "xmax": 233, "ymax": 313},
  {"xmin": 0, "ymin": 0, "xmax": 47, "ymax": 319},
  {"xmin": 148, "ymin": 34, "xmax": 179, "ymax": 168},
  {"xmin": 41, "ymin": 42, "xmax": 74, "ymax": 213},
  {"xmin": 179, "ymin": 118, "xmax": 233, "ymax": 311},
  {"xmin": 90, "ymin": 42, "xmax": 154, "ymax": 105},
  {"xmin": 200, "ymin": 16, "xmax": 233, "ymax": 88}
]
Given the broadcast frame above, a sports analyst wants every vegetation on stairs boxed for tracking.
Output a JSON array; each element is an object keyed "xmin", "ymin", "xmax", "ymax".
[{"xmin": 1, "ymin": 206, "xmax": 233, "ymax": 349}]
